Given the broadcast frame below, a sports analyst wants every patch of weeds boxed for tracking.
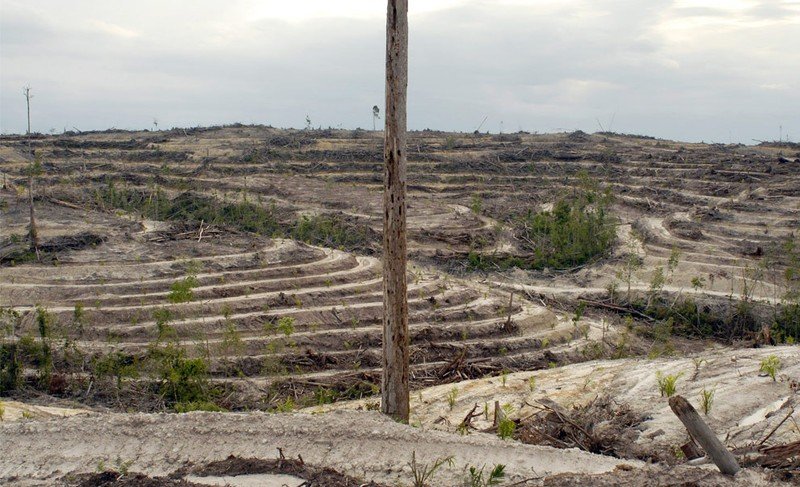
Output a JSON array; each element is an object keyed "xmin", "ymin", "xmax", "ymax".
[
  {"xmin": 409, "ymin": 451, "xmax": 454, "ymax": 487},
  {"xmin": 467, "ymin": 464, "xmax": 506, "ymax": 487},
  {"xmin": 313, "ymin": 387, "xmax": 338, "ymax": 405},
  {"xmin": 0, "ymin": 343, "xmax": 22, "ymax": 393},
  {"xmin": 274, "ymin": 396, "xmax": 296, "ymax": 413}
]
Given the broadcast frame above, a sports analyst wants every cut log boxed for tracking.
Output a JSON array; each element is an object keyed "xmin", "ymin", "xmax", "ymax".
[{"xmin": 669, "ymin": 395, "xmax": 740, "ymax": 476}]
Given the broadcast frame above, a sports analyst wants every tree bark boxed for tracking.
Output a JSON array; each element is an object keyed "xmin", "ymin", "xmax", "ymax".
[
  {"xmin": 381, "ymin": 0, "xmax": 409, "ymax": 422},
  {"xmin": 669, "ymin": 395, "xmax": 739, "ymax": 476}
]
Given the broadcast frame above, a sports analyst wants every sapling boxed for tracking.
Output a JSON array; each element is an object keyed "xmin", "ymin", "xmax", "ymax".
[
  {"xmin": 699, "ymin": 388, "xmax": 715, "ymax": 415},
  {"xmin": 409, "ymin": 451, "xmax": 453, "ymax": 487},
  {"xmin": 446, "ymin": 386, "xmax": 459, "ymax": 410},
  {"xmin": 760, "ymin": 355, "xmax": 781, "ymax": 381},
  {"xmin": 656, "ymin": 371, "xmax": 683, "ymax": 397}
]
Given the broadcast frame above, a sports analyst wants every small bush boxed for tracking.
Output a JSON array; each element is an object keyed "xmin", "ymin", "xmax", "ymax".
[
  {"xmin": 148, "ymin": 343, "xmax": 212, "ymax": 409},
  {"xmin": 0, "ymin": 343, "xmax": 22, "ymax": 393},
  {"xmin": 760, "ymin": 355, "xmax": 781, "ymax": 381},
  {"xmin": 276, "ymin": 316, "xmax": 295, "ymax": 336},
  {"xmin": 467, "ymin": 174, "xmax": 615, "ymax": 271},
  {"xmin": 168, "ymin": 275, "xmax": 198, "ymax": 304}
]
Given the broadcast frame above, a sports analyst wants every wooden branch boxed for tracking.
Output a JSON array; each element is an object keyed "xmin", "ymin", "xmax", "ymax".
[
  {"xmin": 758, "ymin": 407, "xmax": 795, "ymax": 447},
  {"xmin": 669, "ymin": 395, "xmax": 740, "ymax": 476}
]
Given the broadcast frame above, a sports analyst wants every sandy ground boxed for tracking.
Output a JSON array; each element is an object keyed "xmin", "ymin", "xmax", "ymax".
[
  {"xmin": 1, "ymin": 409, "xmax": 636, "ymax": 486},
  {"xmin": 319, "ymin": 346, "xmax": 800, "ymax": 450}
]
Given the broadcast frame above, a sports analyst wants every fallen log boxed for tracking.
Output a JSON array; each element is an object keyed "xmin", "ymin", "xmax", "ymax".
[{"xmin": 669, "ymin": 395, "xmax": 740, "ymax": 476}]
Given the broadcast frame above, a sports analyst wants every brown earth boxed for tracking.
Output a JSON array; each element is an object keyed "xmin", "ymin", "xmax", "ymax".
[{"xmin": 1, "ymin": 126, "xmax": 798, "ymax": 485}]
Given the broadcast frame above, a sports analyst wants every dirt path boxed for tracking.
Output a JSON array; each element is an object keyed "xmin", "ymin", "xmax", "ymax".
[{"xmin": 0, "ymin": 409, "xmax": 636, "ymax": 486}]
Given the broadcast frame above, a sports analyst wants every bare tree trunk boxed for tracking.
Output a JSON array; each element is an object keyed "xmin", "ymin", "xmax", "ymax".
[
  {"xmin": 669, "ymin": 395, "xmax": 740, "ymax": 475},
  {"xmin": 381, "ymin": 0, "xmax": 409, "ymax": 422},
  {"xmin": 24, "ymin": 86, "xmax": 32, "ymax": 135},
  {"xmin": 28, "ymin": 173, "xmax": 40, "ymax": 261}
]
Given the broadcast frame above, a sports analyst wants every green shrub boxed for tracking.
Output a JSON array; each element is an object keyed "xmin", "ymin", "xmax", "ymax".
[
  {"xmin": 467, "ymin": 174, "xmax": 615, "ymax": 271},
  {"xmin": 760, "ymin": 355, "xmax": 781, "ymax": 381},
  {"xmin": 0, "ymin": 343, "xmax": 21, "ymax": 393},
  {"xmin": 168, "ymin": 276, "xmax": 198, "ymax": 304},
  {"xmin": 93, "ymin": 352, "xmax": 139, "ymax": 389},
  {"xmin": 148, "ymin": 343, "xmax": 212, "ymax": 408},
  {"xmin": 276, "ymin": 316, "xmax": 295, "ymax": 336}
]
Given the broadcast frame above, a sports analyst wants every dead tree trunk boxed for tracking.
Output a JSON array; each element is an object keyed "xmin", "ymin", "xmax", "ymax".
[
  {"xmin": 381, "ymin": 0, "xmax": 409, "ymax": 422},
  {"xmin": 669, "ymin": 395, "xmax": 740, "ymax": 475},
  {"xmin": 28, "ymin": 173, "xmax": 40, "ymax": 261},
  {"xmin": 24, "ymin": 86, "xmax": 32, "ymax": 135}
]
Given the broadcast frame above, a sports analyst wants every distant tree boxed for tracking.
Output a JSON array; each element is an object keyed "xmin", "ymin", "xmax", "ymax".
[
  {"xmin": 23, "ymin": 86, "xmax": 33, "ymax": 135},
  {"xmin": 373, "ymin": 105, "xmax": 381, "ymax": 131}
]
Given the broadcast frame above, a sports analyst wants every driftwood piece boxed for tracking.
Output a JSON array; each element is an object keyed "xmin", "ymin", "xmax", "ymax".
[{"xmin": 669, "ymin": 395, "xmax": 740, "ymax": 476}]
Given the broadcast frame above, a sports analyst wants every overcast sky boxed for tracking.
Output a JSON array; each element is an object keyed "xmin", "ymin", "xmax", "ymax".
[{"xmin": 1, "ymin": 0, "xmax": 798, "ymax": 143}]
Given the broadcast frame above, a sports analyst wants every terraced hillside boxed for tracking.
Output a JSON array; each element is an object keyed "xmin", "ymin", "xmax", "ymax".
[{"xmin": 1, "ymin": 126, "xmax": 798, "ymax": 412}]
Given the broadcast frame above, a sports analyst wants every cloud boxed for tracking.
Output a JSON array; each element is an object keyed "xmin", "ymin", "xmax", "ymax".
[{"xmin": 0, "ymin": 0, "xmax": 797, "ymax": 142}]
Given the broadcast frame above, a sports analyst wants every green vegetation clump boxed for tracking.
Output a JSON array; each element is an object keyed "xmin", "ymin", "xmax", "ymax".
[
  {"xmin": 760, "ymin": 355, "xmax": 781, "ymax": 381},
  {"xmin": 0, "ymin": 343, "xmax": 22, "ymax": 393},
  {"xmin": 656, "ymin": 371, "xmax": 682, "ymax": 397},
  {"xmin": 291, "ymin": 214, "xmax": 372, "ymax": 251},
  {"xmin": 94, "ymin": 184, "xmax": 374, "ymax": 252},
  {"xmin": 467, "ymin": 464, "xmax": 506, "ymax": 487},
  {"xmin": 148, "ymin": 342, "xmax": 213, "ymax": 408},
  {"xmin": 168, "ymin": 275, "xmax": 199, "ymax": 304},
  {"xmin": 467, "ymin": 173, "xmax": 616, "ymax": 271}
]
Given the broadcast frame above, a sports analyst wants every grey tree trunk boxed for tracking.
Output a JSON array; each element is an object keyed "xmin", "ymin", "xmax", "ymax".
[
  {"xmin": 24, "ymin": 87, "xmax": 32, "ymax": 135},
  {"xmin": 669, "ymin": 395, "xmax": 740, "ymax": 475},
  {"xmin": 381, "ymin": 0, "xmax": 409, "ymax": 422}
]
